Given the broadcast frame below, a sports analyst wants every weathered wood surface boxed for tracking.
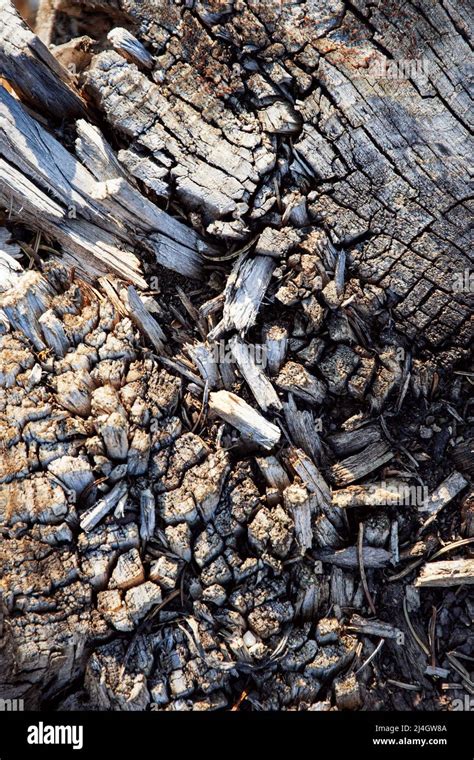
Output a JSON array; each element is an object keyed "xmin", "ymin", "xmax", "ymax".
[
  {"xmin": 0, "ymin": 86, "xmax": 210, "ymax": 283},
  {"xmin": 0, "ymin": 0, "xmax": 472, "ymax": 714},
  {"xmin": 0, "ymin": 0, "xmax": 85, "ymax": 117},
  {"xmin": 56, "ymin": 0, "xmax": 473, "ymax": 354},
  {"xmin": 415, "ymin": 559, "xmax": 474, "ymax": 588}
]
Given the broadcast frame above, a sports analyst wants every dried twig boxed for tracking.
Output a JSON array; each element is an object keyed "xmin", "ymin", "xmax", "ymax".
[{"xmin": 358, "ymin": 523, "xmax": 377, "ymax": 616}]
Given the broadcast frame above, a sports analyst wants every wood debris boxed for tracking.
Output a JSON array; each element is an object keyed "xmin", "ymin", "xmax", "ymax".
[
  {"xmin": 415, "ymin": 560, "xmax": 474, "ymax": 588},
  {"xmin": 0, "ymin": 0, "xmax": 471, "ymax": 715},
  {"xmin": 209, "ymin": 390, "xmax": 280, "ymax": 450}
]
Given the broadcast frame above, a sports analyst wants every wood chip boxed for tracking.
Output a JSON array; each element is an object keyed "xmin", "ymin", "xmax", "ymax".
[
  {"xmin": 209, "ymin": 390, "xmax": 280, "ymax": 450},
  {"xmin": 415, "ymin": 559, "xmax": 474, "ymax": 588}
]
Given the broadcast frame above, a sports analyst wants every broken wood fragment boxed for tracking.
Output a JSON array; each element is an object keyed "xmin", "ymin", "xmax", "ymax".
[
  {"xmin": 415, "ymin": 560, "xmax": 474, "ymax": 588},
  {"xmin": 332, "ymin": 481, "xmax": 415, "ymax": 509},
  {"xmin": 331, "ymin": 442, "xmax": 394, "ymax": 486},
  {"xmin": 347, "ymin": 614, "xmax": 404, "ymax": 642},
  {"xmin": 80, "ymin": 481, "xmax": 128, "ymax": 532},
  {"xmin": 315, "ymin": 547, "xmax": 392, "ymax": 570},
  {"xmin": 0, "ymin": 86, "xmax": 206, "ymax": 284},
  {"xmin": 418, "ymin": 471, "xmax": 468, "ymax": 520},
  {"xmin": 209, "ymin": 390, "xmax": 280, "ymax": 450},
  {"xmin": 229, "ymin": 334, "xmax": 282, "ymax": 413},
  {"xmin": 255, "ymin": 456, "xmax": 290, "ymax": 492},
  {"xmin": 107, "ymin": 28, "xmax": 154, "ymax": 70},
  {"xmin": 264, "ymin": 325, "xmax": 288, "ymax": 376},
  {"xmin": 283, "ymin": 395, "xmax": 322, "ymax": 463},
  {"xmin": 208, "ymin": 255, "xmax": 275, "ymax": 340},
  {"xmin": 125, "ymin": 286, "xmax": 166, "ymax": 354},
  {"xmin": 0, "ymin": 0, "xmax": 85, "ymax": 118},
  {"xmin": 283, "ymin": 483, "xmax": 313, "ymax": 552},
  {"xmin": 276, "ymin": 361, "xmax": 326, "ymax": 405}
]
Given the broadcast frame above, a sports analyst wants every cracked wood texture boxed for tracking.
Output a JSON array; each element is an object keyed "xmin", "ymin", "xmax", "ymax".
[
  {"xmin": 72, "ymin": 0, "xmax": 472, "ymax": 354},
  {"xmin": 0, "ymin": 0, "xmax": 472, "ymax": 713}
]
